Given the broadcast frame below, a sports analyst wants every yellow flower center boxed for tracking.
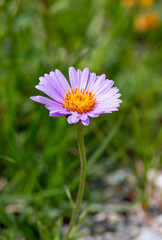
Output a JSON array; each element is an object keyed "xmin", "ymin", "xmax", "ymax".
[{"xmin": 63, "ymin": 87, "xmax": 97, "ymax": 114}]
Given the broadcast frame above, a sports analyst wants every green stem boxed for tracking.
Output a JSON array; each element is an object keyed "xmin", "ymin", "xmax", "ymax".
[{"xmin": 64, "ymin": 122, "xmax": 86, "ymax": 240}]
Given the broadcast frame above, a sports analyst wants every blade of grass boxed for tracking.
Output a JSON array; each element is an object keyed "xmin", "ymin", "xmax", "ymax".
[{"xmin": 88, "ymin": 118, "xmax": 122, "ymax": 173}]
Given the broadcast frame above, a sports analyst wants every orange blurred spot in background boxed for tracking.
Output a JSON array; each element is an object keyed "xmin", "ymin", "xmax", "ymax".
[
  {"xmin": 122, "ymin": 0, "xmax": 155, "ymax": 8},
  {"xmin": 140, "ymin": 0, "xmax": 155, "ymax": 7},
  {"xmin": 122, "ymin": 0, "xmax": 136, "ymax": 7},
  {"xmin": 134, "ymin": 13, "xmax": 160, "ymax": 33}
]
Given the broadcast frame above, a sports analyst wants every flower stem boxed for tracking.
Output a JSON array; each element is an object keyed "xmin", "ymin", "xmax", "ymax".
[{"xmin": 64, "ymin": 121, "xmax": 86, "ymax": 240}]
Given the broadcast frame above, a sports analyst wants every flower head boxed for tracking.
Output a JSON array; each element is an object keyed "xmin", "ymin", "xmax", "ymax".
[
  {"xmin": 134, "ymin": 13, "xmax": 160, "ymax": 33},
  {"xmin": 30, "ymin": 67, "xmax": 122, "ymax": 126}
]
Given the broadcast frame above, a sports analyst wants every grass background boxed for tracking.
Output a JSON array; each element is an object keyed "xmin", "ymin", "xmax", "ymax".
[{"xmin": 0, "ymin": 0, "xmax": 162, "ymax": 239}]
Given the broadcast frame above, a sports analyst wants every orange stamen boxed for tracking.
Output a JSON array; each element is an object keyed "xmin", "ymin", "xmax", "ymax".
[{"xmin": 63, "ymin": 87, "xmax": 96, "ymax": 114}]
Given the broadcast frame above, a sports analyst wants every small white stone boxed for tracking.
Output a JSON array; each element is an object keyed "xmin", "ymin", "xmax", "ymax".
[
  {"xmin": 135, "ymin": 228, "xmax": 162, "ymax": 240},
  {"xmin": 94, "ymin": 212, "xmax": 106, "ymax": 222},
  {"xmin": 155, "ymin": 173, "xmax": 162, "ymax": 188},
  {"xmin": 147, "ymin": 168, "xmax": 156, "ymax": 181},
  {"xmin": 156, "ymin": 215, "xmax": 162, "ymax": 225},
  {"xmin": 102, "ymin": 232, "xmax": 114, "ymax": 240},
  {"xmin": 78, "ymin": 236, "xmax": 95, "ymax": 240}
]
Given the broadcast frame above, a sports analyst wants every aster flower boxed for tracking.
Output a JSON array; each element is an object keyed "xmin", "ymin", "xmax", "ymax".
[{"xmin": 30, "ymin": 67, "xmax": 122, "ymax": 126}]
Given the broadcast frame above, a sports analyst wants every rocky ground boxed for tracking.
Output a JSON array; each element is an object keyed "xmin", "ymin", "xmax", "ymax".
[
  {"xmin": 78, "ymin": 205, "xmax": 162, "ymax": 240},
  {"xmin": 2, "ymin": 168, "xmax": 162, "ymax": 240},
  {"xmin": 77, "ymin": 168, "xmax": 162, "ymax": 240}
]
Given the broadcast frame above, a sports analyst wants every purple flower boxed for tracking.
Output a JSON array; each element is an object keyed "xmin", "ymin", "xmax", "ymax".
[{"xmin": 30, "ymin": 67, "xmax": 122, "ymax": 126}]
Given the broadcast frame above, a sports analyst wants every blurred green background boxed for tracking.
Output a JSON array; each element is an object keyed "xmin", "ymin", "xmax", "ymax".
[{"xmin": 0, "ymin": 0, "xmax": 162, "ymax": 239}]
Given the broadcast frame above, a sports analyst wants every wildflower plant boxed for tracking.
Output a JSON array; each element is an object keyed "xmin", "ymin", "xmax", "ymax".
[{"xmin": 30, "ymin": 67, "xmax": 122, "ymax": 239}]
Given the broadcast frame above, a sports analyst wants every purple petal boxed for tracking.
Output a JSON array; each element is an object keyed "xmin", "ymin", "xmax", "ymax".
[
  {"xmin": 40, "ymin": 73, "xmax": 65, "ymax": 97},
  {"xmin": 30, "ymin": 96, "xmax": 60, "ymax": 106},
  {"xmin": 55, "ymin": 69, "xmax": 71, "ymax": 92},
  {"xmin": 80, "ymin": 67, "xmax": 90, "ymax": 89},
  {"xmin": 95, "ymin": 80, "xmax": 114, "ymax": 96},
  {"xmin": 87, "ymin": 112, "xmax": 99, "ymax": 118},
  {"xmin": 95, "ymin": 99, "xmax": 121, "ymax": 107},
  {"xmin": 80, "ymin": 114, "xmax": 90, "ymax": 126},
  {"xmin": 49, "ymin": 109, "xmax": 69, "ymax": 116},
  {"xmin": 113, "ymin": 93, "xmax": 122, "ymax": 99},
  {"xmin": 77, "ymin": 69, "xmax": 82, "ymax": 85},
  {"xmin": 30, "ymin": 96, "xmax": 69, "ymax": 116},
  {"xmin": 70, "ymin": 111, "xmax": 81, "ymax": 117},
  {"xmin": 86, "ymin": 73, "xmax": 97, "ymax": 90},
  {"xmin": 97, "ymin": 87, "xmax": 120, "ymax": 101},
  {"xmin": 91, "ymin": 74, "xmax": 106, "ymax": 92},
  {"xmin": 80, "ymin": 113, "xmax": 88, "ymax": 121},
  {"xmin": 90, "ymin": 109, "xmax": 106, "ymax": 114},
  {"xmin": 35, "ymin": 85, "xmax": 63, "ymax": 103},
  {"xmin": 94, "ymin": 106, "xmax": 119, "ymax": 112},
  {"xmin": 67, "ymin": 114, "xmax": 80, "ymax": 124},
  {"xmin": 100, "ymin": 99, "xmax": 122, "ymax": 107},
  {"xmin": 69, "ymin": 67, "xmax": 79, "ymax": 89},
  {"xmin": 48, "ymin": 72, "xmax": 66, "ymax": 96},
  {"xmin": 50, "ymin": 112, "xmax": 67, "ymax": 117}
]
